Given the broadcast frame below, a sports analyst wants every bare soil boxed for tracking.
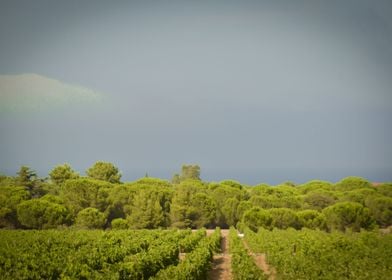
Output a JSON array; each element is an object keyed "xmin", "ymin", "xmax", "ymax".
[{"xmin": 208, "ymin": 229, "xmax": 232, "ymax": 280}]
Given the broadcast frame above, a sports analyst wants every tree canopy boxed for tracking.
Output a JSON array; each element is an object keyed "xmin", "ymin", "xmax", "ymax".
[
  {"xmin": 0, "ymin": 163, "xmax": 390, "ymax": 232},
  {"xmin": 86, "ymin": 161, "xmax": 121, "ymax": 183}
]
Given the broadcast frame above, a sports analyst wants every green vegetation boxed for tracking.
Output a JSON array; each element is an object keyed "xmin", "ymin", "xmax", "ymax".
[
  {"xmin": 0, "ymin": 164, "xmax": 391, "ymax": 231},
  {"xmin": 244, "ymin": 227, "xmax": 392, "ymax": 279},
  {"xmin": 152, "ymin": 228, "xmax": 221, "ymax": 280},
  {"xmin": 0, "ymin": 229, "xmax": 188, "ymax": 279},
  {"xmin": 229, "ymin": 227, "xmax": 266, "ymax": 280},
  {"xmin": 0, "ymin": 228, "xmax": 221, "ymax": 280},
  {"xmin": 49, "ymin": 163, "xmax": 79, "ymax": 185},
  {"xmin": 86, "ymin": 161, "xmax": 122, "ymax": 184},
  {"xmin": 0, "ymin": 163, "xmax": 391, "ymax": 278}
]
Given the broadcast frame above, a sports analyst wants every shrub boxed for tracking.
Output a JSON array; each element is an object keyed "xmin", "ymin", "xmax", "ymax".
[{"xmin": 75, "ymin": 207, "xmax": 106, "ymax": 229}]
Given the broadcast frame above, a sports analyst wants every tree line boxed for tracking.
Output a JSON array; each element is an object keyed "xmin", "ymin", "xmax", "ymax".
[{"xmin": 0, "ymin": 162, "xmax": 391, "ymax": 232}]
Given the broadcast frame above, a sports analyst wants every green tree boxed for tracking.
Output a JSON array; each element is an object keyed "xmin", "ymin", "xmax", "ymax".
[
  {"xmin": 61, "ymin": 178, "xmax": 112, "ymax": 218},
  {"xmin": 220, "ymin": 180, "xmax": 243, "ymax": 190},
  {"xmin": 269, "ymin": 208, "xmax": 301, "ymax": 229},
  {"xmin": 211, "ymin": 183, "xmax": 245, "ymax": 227},
  {"xmin": 75, "ymin": 207, "xmax": 106, "ymax": 229},
  {"xmin": 376, "ymin": 183, "xmax": 392, "ymax": 197},
  {"xmin": 333, "ymin": 176, "xmax": 372, "ymax": 191},
  {"xmin": 171, "ymin": 174, "xmax": 181, "ymax": 184},
  {"xmin": 340, "ymin": 188, "xmax": 376, "ymax": 205},
  {"xmin": 0, "ymin": 175, "xmax": 17, "ymax": 187},
  {"xmin": 250, "ymin": 195, "xmax": 277, "ymax": 209},
  {"xmin": 242, "ymin": 207, "xmax": 272, "ymax": 232},
  {"xmin": 111, "ymin": 218, "xmax": 128, "ymax": 229},
  {"xmin": 49, "ymin": 163, "xmax": 79, "ymax": 185},
  {"xmin": 86, "ymin": 161, "xmax": 121, "ymax": 183},
  {"xmin": 303, "ymin": 191, "xmax": 337, "ymax": 210},
  {"xmin": 236, "ymin": 200, "xmax": 252, "ymax": 222},
  {"xmin": 17, "ymin": 199, "xmax": 69, "ymax": 229},
  {"xmin": 181, "ymin": 164, "xmax": 201, "ymax": 180},
  {"xmin": 297, "ymin": 209, "xmax": 326, "ymax": 229},
  {"xmin": 126, "ymin": 190, "xmax": 165, "ymax": 229},
  {"xmin": 172, "ymin": 164, "xmax": 201, "ymax": 183},
  {"xmin": 0, "ymin": 185, "xmax": 30, "ymax": 228},
  {"xmin": 221, "ymin": 197, "xmax": 240, "ymax": 226},
  {"xmin": 170, "ymin": 181, "xmax": 206, "ymax": 228},
  {"xmin": 365, "ymin": 196, "xmax": 392, "ymax": 227},
  {"xmin": 16, "ymin": 166, "xmax": 45, "ymax": 197},
  {"xmin": 322, "ymin": 202, "xmax": 375, "ymax": 231},
  {"xmin": 16, "ymin": 166, "xmax": 37, "ymax": 188},
  {"xmin": 191, "ymin": 193, "xmax": 216, "ymax": 228},
  {"xmin": 298, "ymin": 180, "xmax": 332, "ymax": 194}
]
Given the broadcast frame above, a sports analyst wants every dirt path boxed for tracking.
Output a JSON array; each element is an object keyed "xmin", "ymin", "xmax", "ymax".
[
  {"xmin": 208, "ymin": 229, "xmax": 232, "ymax": 280},
  {"xmin": 242, "ymin": 239, "xmax": 276, "ymax": 280}
]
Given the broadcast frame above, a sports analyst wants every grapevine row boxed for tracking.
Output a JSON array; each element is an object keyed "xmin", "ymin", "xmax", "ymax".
[
  {"xmin": 229, "ymin": 227, "xmax": 266, "ymax": 280},
  {"xmin": 244, "ymin": 227, "xmax": 392, "ymax": 280},
  {"xmin": 0, "ymin": 229, "xmax": 190, "ymax": 279},
  {"xmin": 153, "ymin": 228, "xmax": 221, "ymax": 280}
]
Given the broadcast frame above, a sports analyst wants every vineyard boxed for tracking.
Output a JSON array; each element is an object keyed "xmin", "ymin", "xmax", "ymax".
[
  {"xmin": 0, "ymin": 228, "xmax": 221, "ymax": 280},
  {"xmin": 1, "ymin": 227, "xmax": 392, "ymax": 279},
  {"xmin": 1, "ymin": 172, "xmax": 392, "ymax": 280},
  {"xmin": 243, "ymin": 228, "xmax": 392, "ymax": 280}
]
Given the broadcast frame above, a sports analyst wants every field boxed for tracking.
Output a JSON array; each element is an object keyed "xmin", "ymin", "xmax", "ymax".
[
  {"xmin": 243, "ymin": 228, "xmax": 392, "ymax": 280},
  {"xmin": 1, "ymin": 173, "xmax": 391, "ymax": 279},
  {"xmin": 1, "ymin": 227, "xmax": 391, "ymax": 279},
  {"xmin": 0, "ymin": 228, "xmax": 220, "ymax": 280}
]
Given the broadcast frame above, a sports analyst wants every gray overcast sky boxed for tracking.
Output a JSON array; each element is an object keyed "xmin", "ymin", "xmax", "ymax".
[{"xmin": 0, "ymin": 0, "xmax": 391, "ymax": 184}]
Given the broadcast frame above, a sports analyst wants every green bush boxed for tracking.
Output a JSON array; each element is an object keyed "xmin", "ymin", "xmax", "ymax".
[
  {"xmin": 17, "ymin": 199, "xmax": 69, "ymax": 229},
  {"xmin": 322, "ymin": 202, "xmax": 375, "ymax": 231},
  {"xmin": 242, "ymin": 207, "xmax": 272, "ymax": 231},
  {"xmin": 269, "ymin": 208, "xmax": 301, "ymax": 229},
  {"xmin": 111, "ymin": 218, "xmax": 128, "ymax": 229},
  {"xmin": 75, "ymin": 208, "xmax": 106, "ymax": 229}
]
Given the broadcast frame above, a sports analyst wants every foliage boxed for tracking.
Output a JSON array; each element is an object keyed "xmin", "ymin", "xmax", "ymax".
[
  {"xmin": 0, "ymin": 229, "xmax": 189, "ymax": 279},
  {"xmin": 245, "ymin": 227, "xmax": 392, "ymax": 280},
  {"xmin": 364, "ymin": 196, "xmax": 392, "ymax": 227},
  {"xmin": 229, "ymin": 227, "xmax": 266, "ymax": 280},
  {"xmin": 297, "ymin": 209, "xmax": 326, "ymax": 230},
  {"xmin": 297, "ymin": 180, "xmax": 333, "ymax": 194},
  {"xmin": 60, "ymin": 178, "xmax": 112, "ymax": 218},
  {"xmin": 221, "ymin": 197, "xmax": 240, "ymax": 226},
  {"xmin": 242, "ymin": 207, "xmax": 272, "ymax": 232},
  {"xmin": 75, "ymin": 207, "xmax": 107, "ymax": 229},
  {"xmin": 322, "ymin": 202, "xmax": 375, "ymax": 231},
  {"xmin": 178, "ymin": 228, "xmax": 206, "ymax": 252},
  {"xmin": 269, "ymin": 208, "xmax": 301, "ymax": 229},
  {"xmin": 111, "ymin": 218, "xmax": 128, "ymax": 229},
  {"xmin": 303, "ymin": 191, "xmax": 337, "ymax": 210},
  {"xmin": 0, "ymin": 165, "xmax": 391, "ymax": 232},
  {"xmin": 16, "ymin": 166, "xmax": 37, "ymax": 189},
  {"xmin": 376, "ymin": 183, "xmax": 392, "ymax": 197},
  {"xmin": 172, "ymin": 164, "xmax": 201, "ymax": 183},
  {"xmin": 86, "ymin": 161, "xmax": 121, "ymax": 183},
  {"xmin": 170, "ymin": 180, "xmax": 208, "ymax": 228},
  {"xmin": 15, "ymin": 166, "xmax": 45, "ymax": 197},
  {"xmin": 153, "ymin": 228, "xmax": 221, "ymax": 280},
  {"xmin": 17, "ymin": 198, "xmax": 69, "ymax": 229},
  {"xmin": 0, "ymin": 185, "xmax": 30, "ymax": 228},
  {"xmin": 49, "ymin": 163, "xmax": 79, "ymax": 185},
  {"xmin": 191, "ymin": 193, "xmax": 216, "ymax": 228},
  {"xmin": 333, "ymin": 176, "xmax": 372, "ymax": 191}
]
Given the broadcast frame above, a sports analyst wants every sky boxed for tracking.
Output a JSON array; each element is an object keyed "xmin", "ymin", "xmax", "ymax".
[{"xmin": 0, "ymin": 0, "xmax": 391, "ymax": 185}]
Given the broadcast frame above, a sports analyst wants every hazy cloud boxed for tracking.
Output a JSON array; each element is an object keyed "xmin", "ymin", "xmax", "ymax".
[{"xmin": 0, "ymin": 74, "xmax": 102, "ymax": 113}]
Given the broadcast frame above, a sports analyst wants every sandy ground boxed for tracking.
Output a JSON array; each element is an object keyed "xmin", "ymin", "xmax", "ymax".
[{"xmin": 208, "ymin": 229, "xmax": 232, "ymax": 280}]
